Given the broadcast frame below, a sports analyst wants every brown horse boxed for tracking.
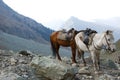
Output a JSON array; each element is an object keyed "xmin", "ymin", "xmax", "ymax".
[{"xmin": 50, "ymin": 28, "xmax": 78, "ymax": 63}]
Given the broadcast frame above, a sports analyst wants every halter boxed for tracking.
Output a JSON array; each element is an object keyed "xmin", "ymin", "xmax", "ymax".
[
  {"xmin": 93, "ymin": 34, "xmax": 111, "ymax": 50},
  {"xmin": 104, "ymin": 35, "xmax": 111, "ymax": 50}
]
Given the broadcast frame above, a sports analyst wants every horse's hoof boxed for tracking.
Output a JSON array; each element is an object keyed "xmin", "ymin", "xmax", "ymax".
[
  {"xmin": 72, "ymin": 63, "xmax": 78, "ymax": 67},
  {"xmin": 94, "ymin": 70, "xmax": 103, "ymax": 75},
  {"xmin": 79, "ymin": 64, "xmax": 86, "ymax": 67},
  {"xmin": 94, "ymin": 71, "xmax": 99, "ymax": 74},
  {"xmin": 84, "ymin": 64, "xmax": 87, "ymax": 67},
  {"xmin": 50, "ymin": 56, "xmax": 56, "ymax": 59}
]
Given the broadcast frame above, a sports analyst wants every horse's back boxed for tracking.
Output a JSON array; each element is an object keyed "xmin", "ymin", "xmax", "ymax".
[{"xmin": 50, "ymin": 31, "xmax": 75, "ymax": 47}]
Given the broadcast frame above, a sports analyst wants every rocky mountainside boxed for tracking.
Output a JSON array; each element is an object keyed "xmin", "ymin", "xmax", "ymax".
[
  {"xmin": 0, "ymin": 0, "xmax": 53, "ymax": 43},
  {"xmin": 0, "ymin": 50, "xmax": 119, "ymax": 80}
]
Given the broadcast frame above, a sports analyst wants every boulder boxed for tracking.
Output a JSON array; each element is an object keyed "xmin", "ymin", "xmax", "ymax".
[
  {"xmin": 78, "ymin": 67, "xmax": 90, "ymax": 75},
  {"xmin": 0, "ymin": 72, "xmax": 21, "ymax": 80},
  {"xmin": 31, "ymin": 56, "xmax": 75, "ymax": 80},
  {"xmin": 101, "ymin": 59, "xmax": 118, "ymax": 70},
  {"xmin": 97, "ymin": 74, "xmax": 119, "ymax": 80},
  {"xmin": 10, "ymin": 57, "xmax": 17, "ymax": 65}
]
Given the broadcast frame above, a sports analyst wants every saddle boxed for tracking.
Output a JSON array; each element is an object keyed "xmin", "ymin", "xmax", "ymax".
[
  {"xmin": 83, "ymin": 28, "xmax": 97, "ymax": 45},
  {"xmin": 57, "ymin": 28, "xmax": 75, "ymax": 41}
]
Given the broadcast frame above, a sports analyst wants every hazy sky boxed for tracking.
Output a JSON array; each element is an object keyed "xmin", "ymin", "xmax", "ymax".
[{"xmin": 3, "ymin": 0, "xmax": 120, "ymax": 29}]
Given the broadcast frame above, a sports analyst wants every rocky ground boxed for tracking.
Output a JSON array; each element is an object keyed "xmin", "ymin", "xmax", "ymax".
[{"xmin": 0, "ymin": 50, "xmax": 120, "ymax": 80}]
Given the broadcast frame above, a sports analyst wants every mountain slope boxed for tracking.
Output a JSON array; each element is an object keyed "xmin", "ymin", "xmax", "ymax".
[
  {"xmin": 0, "ymin": 0, "xmax": 53, "ymax": 43},
  {"xmin": 115, "ymin": 39, "xmax": 120, "ymax": 50},
  {"xmin": 0, "ymin": 30, "xmax": 71, "ymax": 56}
]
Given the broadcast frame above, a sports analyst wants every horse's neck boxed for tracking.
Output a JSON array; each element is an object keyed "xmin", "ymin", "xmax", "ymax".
[{"xmin": 93, "ymin": 33, "xmax": 105, "ymax": 47}]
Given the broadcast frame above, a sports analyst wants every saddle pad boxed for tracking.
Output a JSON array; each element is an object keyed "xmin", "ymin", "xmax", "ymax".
[{"xmin": 57, "ymin": 32, "xmax": 73, "ymax": 41}]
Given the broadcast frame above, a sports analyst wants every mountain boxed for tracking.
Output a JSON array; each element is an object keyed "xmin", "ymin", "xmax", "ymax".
[
  {"xmin": 0, "ymin": 0, "xmax": 53, "ymax": 44},
  {"xmin": 62, "ymin": 16, "xmax": 120, "ymax": 41},
  {"xmin": 63, "ymin": 16, "xmax": 112, "ymax": 31},
  {"xmin": 0, "ymin": 0, "xmax": 71, "ymax": 56}
]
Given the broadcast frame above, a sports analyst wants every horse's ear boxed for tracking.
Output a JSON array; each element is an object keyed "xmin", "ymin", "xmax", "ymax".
[{"xmin": 106, "ymin": 30, "xmax": 113, "ymax": 35}]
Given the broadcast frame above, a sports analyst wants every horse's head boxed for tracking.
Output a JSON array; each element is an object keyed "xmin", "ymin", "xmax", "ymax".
[{"xmin": 103, "ymin": 30, "xmax": 116, "ymax": 52}]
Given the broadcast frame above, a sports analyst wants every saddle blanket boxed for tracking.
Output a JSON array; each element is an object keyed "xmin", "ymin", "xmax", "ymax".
[{"xmin": 57, "ymin": 31, "xmax": 73, "ymax": 41}]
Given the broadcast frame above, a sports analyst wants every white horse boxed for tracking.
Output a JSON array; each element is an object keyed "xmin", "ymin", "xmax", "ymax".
[{"xmin": 75, "ymin": 30, "xmax": 116, "ymax": 71}]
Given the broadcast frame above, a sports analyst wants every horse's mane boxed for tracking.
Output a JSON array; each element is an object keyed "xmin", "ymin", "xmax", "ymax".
[
  {"xmin": 76, "ymin": 29, "xmax": 97, "ymax": 34},
  {"xmin": 75, "ymin": 30, "xmax": 84, "ymax": 34}
]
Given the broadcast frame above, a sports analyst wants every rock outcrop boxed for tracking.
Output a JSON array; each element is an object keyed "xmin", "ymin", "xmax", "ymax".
[{"xmin": 31, "ymin": 56, "xmax": 75, "ymax": 80}]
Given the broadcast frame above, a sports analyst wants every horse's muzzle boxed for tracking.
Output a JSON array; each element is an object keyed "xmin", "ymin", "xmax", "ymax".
[
  {"xmin": 106, "ymin": 44, "xmax": 116, "ymax": 52},
  {"xmin": 111, "ymin": 48, "xmax": 116, "ymax": 52}
]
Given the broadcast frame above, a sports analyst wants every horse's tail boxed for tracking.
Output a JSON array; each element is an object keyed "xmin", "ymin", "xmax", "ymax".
[{"xmin": 50, "ymin": 39, "xmax": 56, "ymax": 58}]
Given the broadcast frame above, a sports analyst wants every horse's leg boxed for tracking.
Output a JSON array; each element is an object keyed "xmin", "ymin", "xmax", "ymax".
[
  {"xmin": 71, "ymin": 46, "xmax": 77, "ymax": 63},
  {"xmin": 78, "ymin": 50, "xmax": 86, "ymax": 66},
  {"xmin": 50, "ymin": 40, "xmax": 56, "ymax": 58},
  {"xmin": 96, "ymin": 52, "xmax": 100, "ymax": 70},
  {"xmin": 55, "ymin": 44, "xmax": 62, "ymax": 61},
  {"xmin": 91, "ymin": 51, "xmax": 97, "ymax": 71},
  {"xmin": 81, "ymin": 51, "xmax": 86, "ymax": 66},
  {"xmin": 77, "ymin": 50, "xmax": 81, "ymax": 59}
]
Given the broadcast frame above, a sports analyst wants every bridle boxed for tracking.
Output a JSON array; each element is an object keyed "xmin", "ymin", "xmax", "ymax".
[{"xmin": 104, "ymin": 35, "xmax": 111, "ymax": 50}]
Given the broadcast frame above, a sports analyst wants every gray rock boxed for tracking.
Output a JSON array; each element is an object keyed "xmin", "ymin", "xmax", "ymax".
[
  {"xmin": 31, "ymin": 56, "xmax": 75, "ymax": 80},
  {"xmin": 101, "ymin": 59, "xmax": 118, "ymax": 70},
  {"xmin": 97, "ymin": 74, "xmax": 118, "ymax": 80},
  {"xmin": 78, "ymin": 67, "xmax": 90, "ymax": 75},
  {"xmin": 0, "ymin": 72, "xmax": 21, "ymax": 80},
  {"xmin": 10, "ymin": 57, "xmax": 17, "ymax": 65}
]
